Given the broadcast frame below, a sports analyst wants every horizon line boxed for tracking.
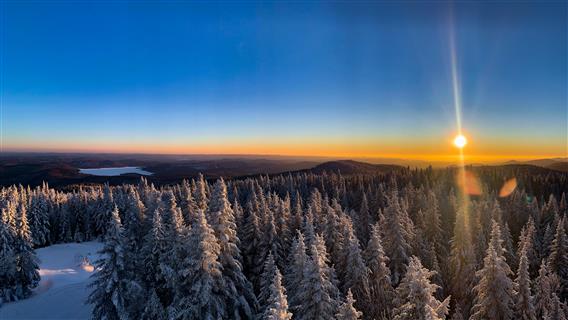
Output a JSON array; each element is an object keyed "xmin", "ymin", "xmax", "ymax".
[{"xmin": 2, "ymin": 148, "xmax": 566, "ymax": 164}]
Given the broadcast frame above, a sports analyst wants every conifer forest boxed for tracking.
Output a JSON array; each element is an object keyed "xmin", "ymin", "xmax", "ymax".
[{"xmin": 1, "ymin": 166, "xmax": 567, "ymax": 320}]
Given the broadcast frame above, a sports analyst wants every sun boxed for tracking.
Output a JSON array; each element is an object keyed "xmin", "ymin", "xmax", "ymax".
[{"xmin": 453, "ymin": 134, "xmax": 467, "ymax": 149}]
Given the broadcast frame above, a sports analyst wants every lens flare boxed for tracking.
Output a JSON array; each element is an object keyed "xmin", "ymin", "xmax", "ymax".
[
  {"xmin": 499, "ymin": 178, "xmax": 517, "ymax": 198},
  {"xmin": 456, "ymin": 170, "xmax": 482, "ymax": 196},
  {"xmin": 453, "ymin": 135, "xmax": 467, "ymax": 149}
]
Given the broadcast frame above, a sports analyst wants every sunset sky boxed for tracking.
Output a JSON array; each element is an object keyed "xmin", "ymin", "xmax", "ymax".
[{"xmin": 1, "ymin": 1, "xmax": 566, "ymax": 162}]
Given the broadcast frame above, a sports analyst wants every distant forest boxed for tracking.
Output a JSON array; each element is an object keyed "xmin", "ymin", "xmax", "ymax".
[{"xmin": 1, "ymin": 166, "xmax": 567, "ymax": 319}]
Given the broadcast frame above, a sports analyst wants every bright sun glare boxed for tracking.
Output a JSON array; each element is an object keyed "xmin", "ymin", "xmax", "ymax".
[{"xmin": 453, "ymin": 134, "xmax": 467, "ymax": 149}]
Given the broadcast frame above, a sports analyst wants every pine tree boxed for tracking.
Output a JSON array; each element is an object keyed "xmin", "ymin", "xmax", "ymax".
[
  {"xmin": 297, "ymin": 236, "xmax": 340, "ymax": 320},
  {"xmin": 324, "ymin": 201, "xmax": 345, "ymax": 271},
  {"xmin": 178, "ymin": 180, "xmax": 197, "ymax": 225},
  {"xmin": 393, "ymin": 257, "xmax": 450, "ymax": 320},
  {"xmin": 423, "ymin": 190, "xmax": 443, "ymax": 256},
  {"xmin": 94, "ymin": 184, "xmax": 114, "ymax": 236},
  {"xmin": 194, "ymin": 173, "xmax": 208, "ymax": 213},
  {"xmin": 471, "ymin": 220, "xmax": 515, "ymax": 320},
  {"xmin": 0, "ymin": 207, "xmax": 17, "ymax": 304},
  {"xmin": 357, "ymin": 193, "xmax": 372, "ymax": 245},
  {"xmin": 87, "ymin": 206, "xmax": 128, "ymax": 320},
  {"xmin": 392, "ymin": 256, "xmax": 450, "ymax": 320},
  {"xmin": 160, "ymin": 190, "xmax": 186, "ymax": 293},
  {"xmin": 58, "ymin": 203, "xmax": 73, "ymax": 243},
  {"xmin": 207, "ymin": 179, "xmax": 257, "ymax": 318},
  {"xmin": 241, "ymin": 199, "xmax": 263, "ymax": 288},
  {"xmin": 448, "ymin": 205, "xmax": 476, "ymax": 316},
  {"xmin": 257, "ymin": 206, "xmax": 285, "ymax": 276},
  {"xmin": 13, "ymin": 202, "xmax": 40, "ymax": 300},
  {"xmin": 514, "ymin": 242, "xmax": 536, "ymax": 320},
  {"xmin": 547, "ymin": 293, "xmax": 568, "ymax": 320},
  {"xmin": 502, "ymin": 222, "xmax": 517, "ymax": 269},
  {"xmin": 518, "ymin": 217, "xmax": 539, "ymax": 277},
  {"xmin": 382, "ymin": 192, "xmax": 412, "ymax": 284},
  {"xmin": 534, "ymin": 260, "xmax": 560, "ymax": 318},
  {"xmin": 28, "ymin": 191, "xmax": 50, "ymax": 247},
  {"xmin": 122, "ymin": 189, "xmax": 145, "ymax": 278},
  {"xmin": 336, "ymin": 289, "xmax": 363, "ymax": 320},
  {"xmin": 170, "ymin": 209, "xmax": 226, "ymax": 320},
  {"xmin": 450, "ymin": 305, "xmax": 464, "ymax": 320},
  {"xmin": 141, "ymin": 289, "xmax": 166, "ymax": 320},
  {"xmin": 259, "ymin": 252, "xmax": 278, "ymax": 314},
  {"xmin": 262, "ymin": 268, "xmax": 293, "ymax": 320},
  {"xmin": 364, "ymin": 223, "xmax": 394, "ymax": 319},
  {"xmin": 548, "ymin": 215, "xmax": 568, "ymax": 299},
  {"xmin": 339, "ymin": 217, "xmax": 369, "ymax": 311},
  {"xmin": 141, "ymin": 208, "xmax": 170, "ymax": 305},
  {"xmin": 285, "ymin": 231, "xmax": 308, "ymax": 314}
]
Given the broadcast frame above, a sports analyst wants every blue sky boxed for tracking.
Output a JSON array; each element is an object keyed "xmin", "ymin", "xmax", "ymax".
[{"xmin": 2, "ymin": 1, "xmax": 566, "ymax": 160}]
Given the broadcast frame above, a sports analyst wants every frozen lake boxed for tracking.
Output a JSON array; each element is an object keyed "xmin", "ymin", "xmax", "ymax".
[{"xmin": 79, "ymin": 166, "xmax": 153, "ymax": 176}]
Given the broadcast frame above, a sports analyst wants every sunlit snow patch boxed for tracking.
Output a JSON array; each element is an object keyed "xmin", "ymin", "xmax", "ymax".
[{"xmin": 0, "ymin": 241, "xmax": 103, "ymax": 319}]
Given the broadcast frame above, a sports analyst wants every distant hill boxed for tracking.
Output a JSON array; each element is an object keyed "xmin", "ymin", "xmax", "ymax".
[
  {"xmin": 503, "ymin": 158, "xmax": 568, "ymax": 172},
  {"xmin": 0, "ymin": 153, "xmax": 320, "ymax": 187},
  {"xmin": 308, "ymin": 160, "xmax": 404, "ymax": 174},
  {"xmin": 547, "ymin": 161, "xmax": 568, "ymax": 172}
]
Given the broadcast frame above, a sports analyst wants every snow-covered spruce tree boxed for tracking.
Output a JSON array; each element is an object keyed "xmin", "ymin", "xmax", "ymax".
[
  {"xmin": 381, "ymin": 191, "xmax": 412, "ymax": 285},
  {"xmin": 364, "ymin": 223, "xmax": 394, "ymax": 319},
  {"xmin": 141, "ymin": 289, "xmax": 166, "ymax": 320},
  {"xmin": 290, "ymin": 191, "xmax": 303, "ymax": 233},
  {"xmin": 178, "ymin": 179, "xmax": 198, "ymax": 225},
  {"xmin": 324, "ymin": 201, "xmax": 345, "ymax": 272},
  {"xmin": 302, "ymin": 210, "xmax": 317, "ymax": 249},
  {"xmin": 141, "ymin": 208, "xmax": 170, "ymax": 306},
  {"xmin": 194, "ymin": 173, "xmax": 209, "ymax": 213},
  {"xmin": 241, "ymin": 199, "xmax": 262, "ymax": 288},
  {"xmin": 392, "ymin": 256, "xmax": 450, "ymax": 320},
  {"xmin": 517, "ymin": 217, "xmax": 539, "ymax": 277},
  {"xmin": 449, "ymin": 305, "xmax": 464, "ymax": 320},
  {"xmin": 514, "ymin": 241, "xmax": 536, "ymax": 320},
  {"xmin": 313, "ymin": 233, "xmax": 341, "ymax": 300},
  {"xmin": 339, "ymin": 215, "xmax": 370, "ymax": 311},
  {"xmin": 58, "ymin": 202, "xmax": 73, "ymax": 243},
  {"xmin": 207, "ymin": 178, "xmax": 257, "ymax": 318},
  {"xmin": 259, "ymin": 252, "xmax": 278, "ymax": 314},
  {"xmin": 256, "ymin": 205, "xmax": 285, "ymax": 277},
  {"xmin": 13, "ymin": 202, "xmax": 40, "ymax": 300},
  {"xmin": 169, "ymin": 209, "xmax": 227, "ymax": 320},
  {"xmin": 548, "ymin": 215, "xmax": 568, "ymax": 299},
  {"xmin": 27, "ymin": 191, "xmax": 50, "ymax": 247},
  {"xmin": 501, "ymin": 222, "xmax": 517, "ymax": 270},
  {"xmin": 0, "ymin": 207, "xmax": 17, "ymax": 305},
  {"xmin": 262, "ymin": 268, "xmax": 292, "ymax": 320},
  {"xmin": 448, "ymin": 204, "xmax": 475, "ymax": 316},
  {"xmin": 542, "ymin": 224, "xmax": 555, "ymax": 260},
  {"xmin": 336, "ymin": 289, "xmax": 363, "ymax": 320},
  {"xmin": 423, "ymin": 191, "xmax": 443, "ymax": 254},
  {"xmin": 471, "ymin": 220, "xmax": 515, "ymax": 320},
  {"xmin": 87, "ymin": 206, "xmax": 129, "ymax": 320},
  {"xmin": 547, "ymin": 292, "xmax": 568, "ymax": 320},
  {"xmin": 160, "ymin": 190, "xmax": 186, "ymax": 294},
  {"xmin": 275, "ymin": 195, "xmax": 292, "ymax": 253},
  {"xmin": 297, "ymin": 235, "xmax": 340, "ymax": 320},
  {"xmin": 122, "ymin": 189, "xmax": 145, "ymax": 277},
  {"xmin": 94, "ymin": 184, "xmax": 114, "ymax": 237},
  {"xmin": 534, "ymin": 260, "xmax": 558, "ymax": 318},
  {"xmin": 285, "ymin": 231, "xmax": 308, "ymax": 314},
  {"xmin": 357, "ymin": 193, "xmax": 371, "ymax": 246}
]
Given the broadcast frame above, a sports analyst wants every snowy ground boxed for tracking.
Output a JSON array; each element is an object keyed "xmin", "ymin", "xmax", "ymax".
[{"xmin": 0, "ymin": 241, "xmax": 103, "ymax": 320}]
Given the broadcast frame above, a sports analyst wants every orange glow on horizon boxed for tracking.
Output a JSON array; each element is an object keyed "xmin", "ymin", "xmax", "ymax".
[{"xmin": 4, "ymin": 138, "xmax": 565, "ymax": 164}]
